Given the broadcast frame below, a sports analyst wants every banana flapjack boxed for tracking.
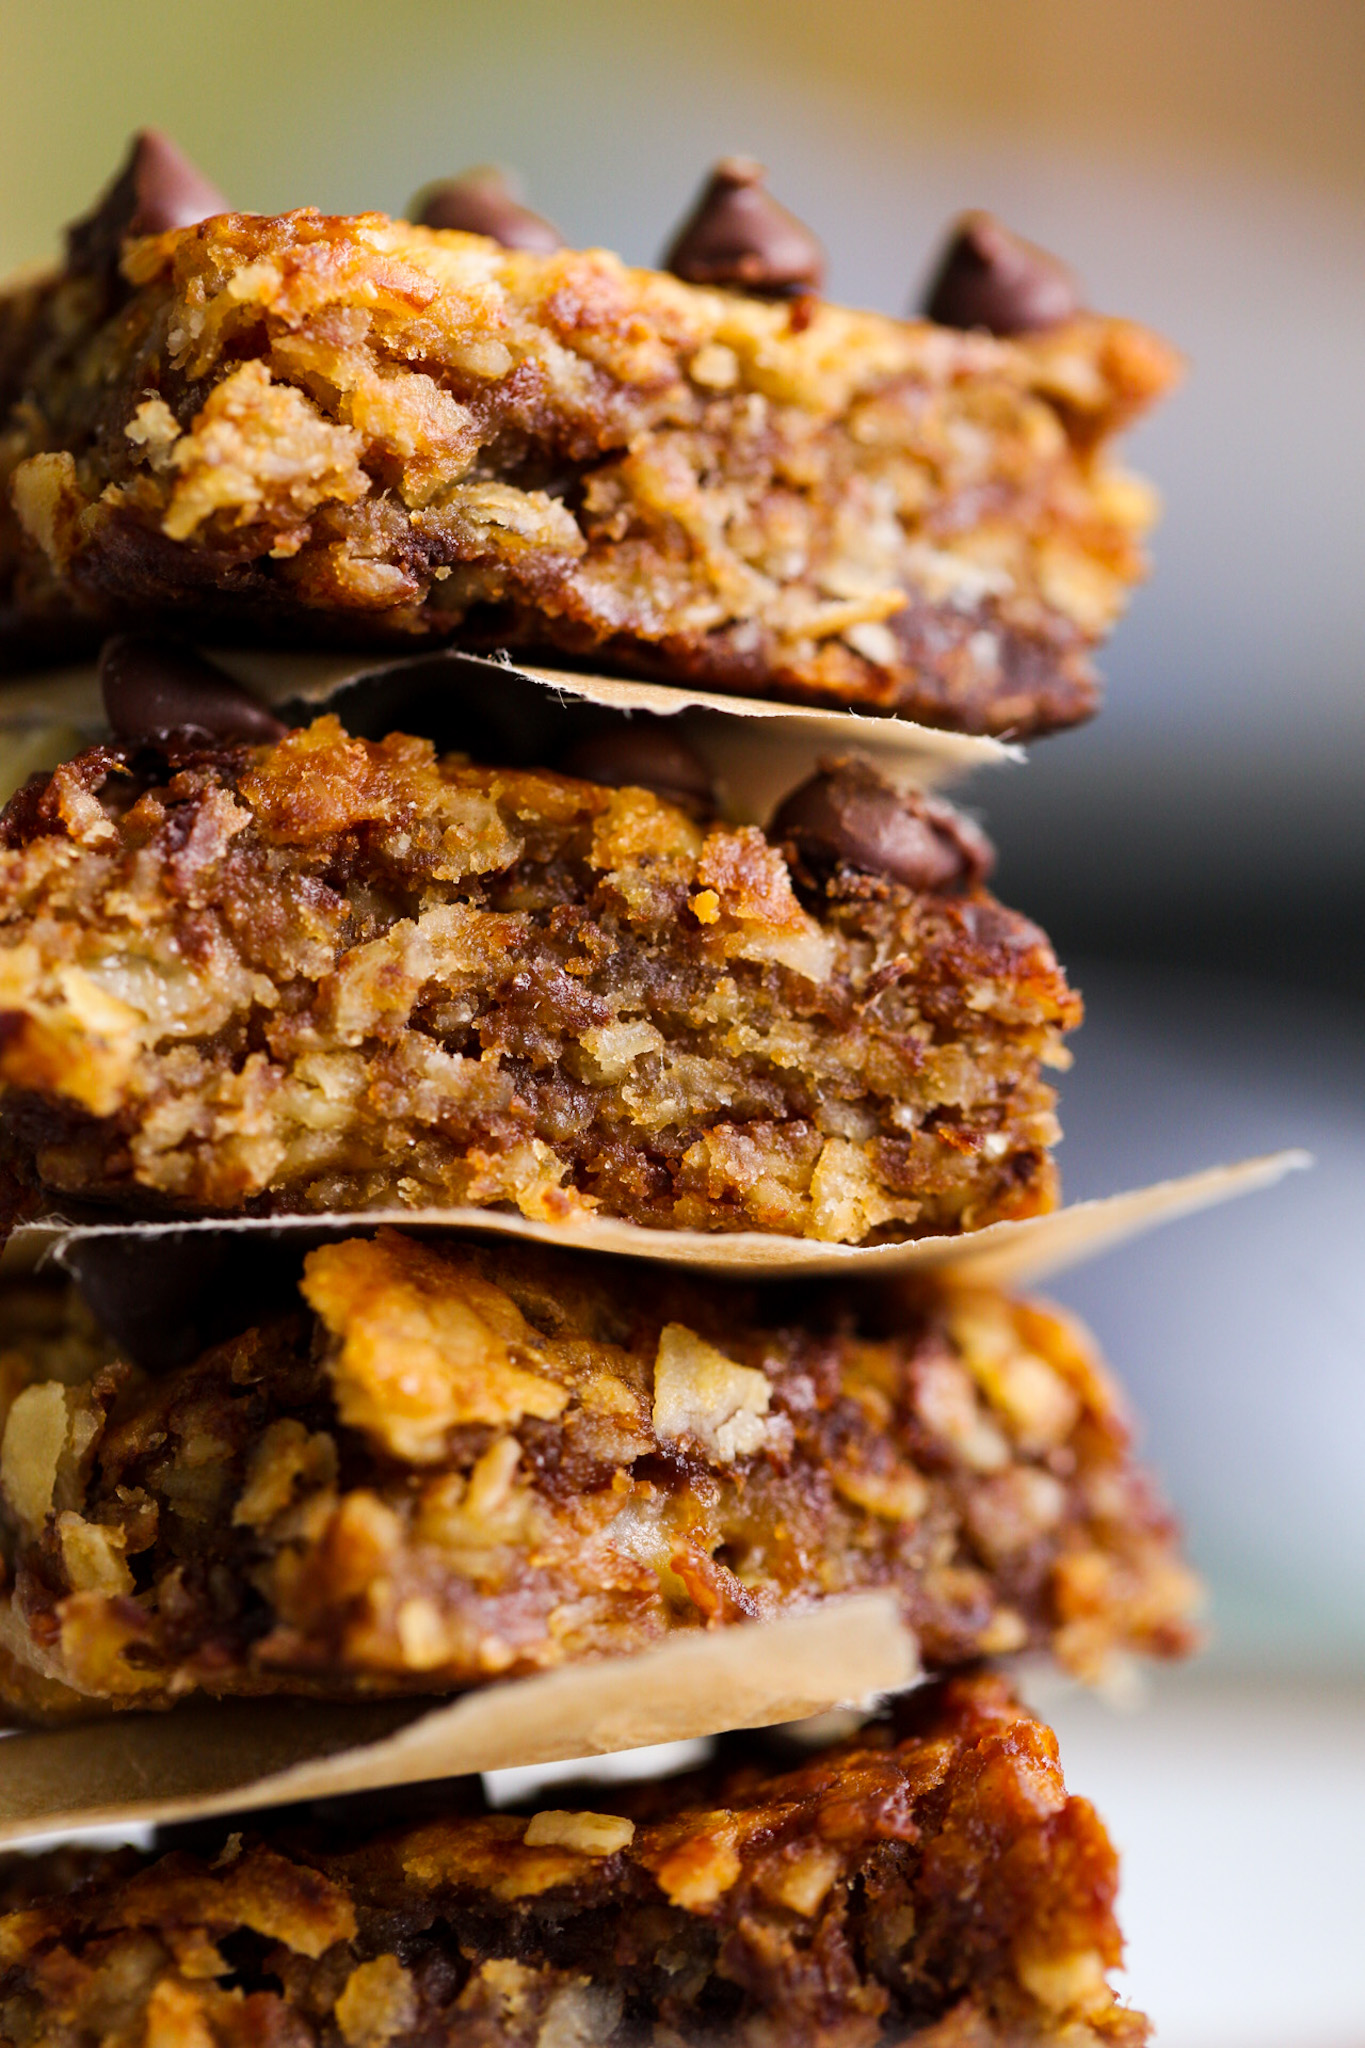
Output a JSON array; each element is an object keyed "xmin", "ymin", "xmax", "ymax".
[
  {"xmin": 0, "ymin": 137, "xmax": 1179, "ymax": 735},
  {"xmin": 0, "ymin": 710, "xmax": 1079, "ymax": 1240},
  {"xmin": 0, "ymin": 1675, "xmax": 1149, "ymax": 2045},
  {"xmin": 0, "ymin": 1229, "xmax": 1197, "ymax": 1720}
]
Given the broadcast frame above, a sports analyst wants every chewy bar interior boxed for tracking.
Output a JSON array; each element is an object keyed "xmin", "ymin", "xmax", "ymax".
[
  {"xmin": 0, "ymin": 682, "xmax": 1079, "ymax": 1242},
  {"xmin": 0, "ymin": 1228, "xmax": 1197, "ymax": 1723},
  {"xmin": 0, "ymin": 1676, "xmax": 1150, "ymax": 2046},
  {"xmin": 0, "ymin": 137, "xmax": 1178, "ymax": 737}
]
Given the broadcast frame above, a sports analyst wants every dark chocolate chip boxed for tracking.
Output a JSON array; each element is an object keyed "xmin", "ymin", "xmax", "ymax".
[
  {"xmin": 100, "ymin": 634, "xmax": 287, "ymax": 747},
  {"xmin": 153, "ymin": 1773, "xmax": 488, "ymax": 1860},
  {"xmin": 663, "ymin": 157, "xmax": 825, "ymax": 297},
  {"xmin": 559, "ymin": 723, "xmax": 716, "ymax": 818},
  {"xmin": 60, "ymin": 1234, "xmax": 303, "ymax": 1374},
  {"xmin": 921, "ymin": 211, "xmax": 1079, "ymax": 336},
  {"xmin": 956, "ymin": 899, "xmax": 1046, "ymax": 954},
  {"xmin": 771, "ymin": 758, "xmax": 994, "ymax": 893},
  {"xmin": 66, "ymin": 131, "xmax": 229, "ymax": 275},
  {"xmin": 411, "ymin": 167, "xmax": 563, "ymax": 252}
]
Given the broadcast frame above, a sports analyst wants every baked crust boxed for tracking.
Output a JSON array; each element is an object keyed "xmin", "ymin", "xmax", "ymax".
[
  {"xmin": 0, "ymin": 722, "xmax": 1079, "ymax": 1239},
  {"xmin": 0, "ymin": 1233, "xmax": 1197, "ymax": 1718},
  {"xmin": 0, "ymin": 209, "xmax": 1178, "ymax": 733},
  {"xmin": 0, "ymin": 1675, "xmax": 1150, "ymax": 2044}
]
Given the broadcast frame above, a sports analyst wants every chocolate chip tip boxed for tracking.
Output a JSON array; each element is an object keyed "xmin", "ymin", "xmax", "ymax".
[
  {"xmin": 411, "ymin": 167, "xmax": 563, "ymax": 252},
  {"xmin": 66, "ymin": 131, "xmax": 230, "ymax": 274},
  {"xmin": 663, "ymin": 158, "xmax": 825, "ymax": 298},
  {"xmin": 710, "ymin": 156, "xmax": 767, "ymax": 190},
  {"xmin": 921, "ymin": 210, "xmax": 1080, "ymax": 336}
]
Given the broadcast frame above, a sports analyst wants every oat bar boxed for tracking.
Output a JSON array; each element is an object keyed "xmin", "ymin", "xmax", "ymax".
[
  {"xmin": 0, "ymin": 716, "xmax": 1079, "ymax": 1239},
  {"xmin": 0, "ymin": 1675, "xmax": 1149, "ymax": 2044},
  {"xmin": 0, "ymin": 141, "xmax": 1178, "ymax": 735},
  {"xmin": 0, "ymin": 1231, "xmax": 1197, "ymax": 1719}
]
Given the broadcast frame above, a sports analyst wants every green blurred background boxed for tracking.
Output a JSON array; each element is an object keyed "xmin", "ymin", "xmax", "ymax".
[{"xmin": 4, "ymin": 0, "xmax": 1364, "ymax": 256}]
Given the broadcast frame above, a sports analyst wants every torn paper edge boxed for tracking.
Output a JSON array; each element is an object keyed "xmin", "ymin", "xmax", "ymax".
[
  {"xmin": 11, "ymin": 1151, "xmax": 1312, "ymax": 1288},
  {"xmin": 0, "ymin": 646, "xmax": 1018, "ymax": 823}
]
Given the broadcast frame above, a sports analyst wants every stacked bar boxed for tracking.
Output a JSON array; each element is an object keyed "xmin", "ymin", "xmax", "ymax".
[
  {"xmin": 0, "ymin": 133, "xmax": 1272, "ymax": 2045},
  {"xmin": 0, "ymin": 1233, "xmax": 1196, "ymax": 1719},
  {"xmin": 0, "ymin": 1679, "xmax": 1146, "ymax": 2047}
]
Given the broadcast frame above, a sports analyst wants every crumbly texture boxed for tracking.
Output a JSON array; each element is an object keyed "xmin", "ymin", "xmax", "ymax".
[
  {"xmin": 0, "ymin": 1232, "xmax": 1197, "ymax": 1719},
  {"xmin": 0, "ymin": 721, "xmax": 1078, "ymax": 1238},
  {"xmin": 0, "ymin": 1676, "xmax": 1150, "ymax": 2044},
  {"xmin": 0, "ymin": 209, "xmax": 1179, "ymax": 734}
]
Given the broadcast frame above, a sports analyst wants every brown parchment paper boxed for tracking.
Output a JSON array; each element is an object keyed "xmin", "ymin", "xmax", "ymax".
[
  {"xmin": 0, "ymin": 1597, "xmax": 915, "ymax": 1848},
  {"xmin": 0, "ymin": 647, "xmax": 1015, "ymax": 820},
  {"xmin": 11, "ymin": 1151, "xmax": 1311, "ymax": 1288}
]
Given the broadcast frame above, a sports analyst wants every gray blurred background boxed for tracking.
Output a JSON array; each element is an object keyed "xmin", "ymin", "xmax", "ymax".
[{"xmin": 2, "ymin": 6, "xmax": 1363, "ymax": 2038}]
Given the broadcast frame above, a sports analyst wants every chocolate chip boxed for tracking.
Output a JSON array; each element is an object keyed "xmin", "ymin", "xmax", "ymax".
[
  {"xmin": 60, "ymin": 1234, "xmax": 302, "ymax": 1373},
  {"xmin": 921, "ymin": 211, "xmax": 1079, "ymax": 336},
  {"xmin": 559, "ymin": 723, "xmax": 716, "ymax": 818},
  {"xmin": 100, "ymin": 635, "xmax": 287, "ymax": 747},
  {"xmin": 956, "ymin": 899, "xmax": 1047, "ymax": 954},
  {"xmin": 66, "ymin": 131, "xmax": 229, "ymax": 276},
  {"xmin": 663, "ymin": 157, "xmax": 825, "ymax": 297},
  {"xmin": 771, "ymin": 758, "xmax": 994, "ymax": 893},
  {"xmin": 411, "ymin": 167, "xmax": 563, "ymax": 252}
]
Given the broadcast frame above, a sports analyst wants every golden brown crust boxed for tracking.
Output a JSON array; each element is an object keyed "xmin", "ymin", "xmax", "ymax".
[
  {"xmin": 0, "ymin": 1234, "xmax": 1198, "ymax": 1718},
  {"xmin": 0, "ymin": 721, "xmax": 1079, "ymax": 1240},
  {"xmin": 0, "ymin": 210, "xmax": 1178, "ymax": 733},
  {"xmin": 0, "ymin": 1676, "xmax": 1150, "ymax": 2044}
]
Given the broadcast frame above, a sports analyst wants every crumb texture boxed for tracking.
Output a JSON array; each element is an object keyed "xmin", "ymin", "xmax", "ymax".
[
  {"xmin": 0, "ymin": 723, "xmax": 1078, "ymax": 1239},
  {"xmin": 0, "ymin": 1237, "xmax": 1198, "ymax": 1716},
  {"xmin": 0, "ymin": 210, "xmax": 1178, "ymax": 732},
  {"xmin": 0, "ymin": 1675, "xmax": 1150, "ymax": 2043}
]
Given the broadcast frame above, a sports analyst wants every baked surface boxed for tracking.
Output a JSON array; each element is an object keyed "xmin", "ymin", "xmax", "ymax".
[
  {"xmin": 0, "ymin": 1676, "xmax": 1150, "ymax": 2043},
  {"xmin": 0, "ymin": 1233, "xmax": 1197, "ymax": 1718},
  {"xmin": 0, "ymin": 722, "xmax": 1078, "ymax": 1238},
  {"xmin": 0, "ymin": 208, "xmax": 1178, "ymax": 733}
]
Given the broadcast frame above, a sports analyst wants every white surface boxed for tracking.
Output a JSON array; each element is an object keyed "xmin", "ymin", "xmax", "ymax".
[
  {"xmin": 1037, "ymin": 1670, "xmax": 1365, "ymax": 2048},
  {"xmin": 483, "ymin": 1738, "xmax": 710, "ymax": 1808}
]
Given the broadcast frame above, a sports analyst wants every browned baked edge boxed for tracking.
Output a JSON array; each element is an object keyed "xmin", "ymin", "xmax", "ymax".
[
  {"xmin": 0, "ymin": 1674, "xmax": 1150, "ymax": 2044},
  {"xmin": 0, "ymin": 723, "xmax": 1079, "ymax": 1240},
  {"xmin": 0, "ymin": 207, "xmax": 1178, "ymax": 734},
  {"xmin": 0, "ymin": 1231, "xmax": 1197, "ymax": 1718}
]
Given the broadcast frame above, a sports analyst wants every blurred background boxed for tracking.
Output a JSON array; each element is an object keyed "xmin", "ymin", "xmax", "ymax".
[{"xmin": 2, "ymin": 4, "xmax": 1363, "ymax": 2040}]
